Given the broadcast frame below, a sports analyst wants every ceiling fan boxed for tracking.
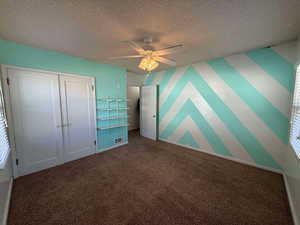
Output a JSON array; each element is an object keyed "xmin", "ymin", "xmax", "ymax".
[{"xmin": 110, "ymin": 37, "xmax": 183, "ymax": 72}]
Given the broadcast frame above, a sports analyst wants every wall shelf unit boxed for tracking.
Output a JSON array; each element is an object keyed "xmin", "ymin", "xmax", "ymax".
[
  {"xmin": 97, "ymin": 116, "xmax": 128, "ymax": 121},
  {"xmin": 97, "ymin": 123, "xmax": 129, "ymax": 130},
  {"xmin": 96, "ymin": 98, "xmax": 129, "ymax": 131},
  {"xmin": 96, "ymin": 107, "xmax": 129, "ymax": 111},
  {"xmin": 97, "ymin": 98, "xmax": 129, "ymax": 102}
]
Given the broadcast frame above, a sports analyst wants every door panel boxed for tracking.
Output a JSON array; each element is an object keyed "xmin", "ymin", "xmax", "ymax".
[
  {"xmin": 8, "ymin": 69, "xmax": 63, "ymax": 176},
  {"xmin": 140, "ymin": 85, "xmax": 157, "ymax": 140},
  {"xmin": 60, "ymin": 75, "xmax": 96, "ymax": 162}
]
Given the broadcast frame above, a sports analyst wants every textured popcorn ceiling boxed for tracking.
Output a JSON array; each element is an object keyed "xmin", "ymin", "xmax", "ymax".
[{"xmin": 0, "ymin": 0, "xmax": 299, "ymax": 73}]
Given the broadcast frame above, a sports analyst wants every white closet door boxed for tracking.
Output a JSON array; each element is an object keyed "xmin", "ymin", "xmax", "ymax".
[
  {"xmin": 8, "ymin": 68, "xmax": 63, "ymax": 176},
  {"xmin": 140, "ymin": 85, "xmax": 157, "ymax": 140},
  {"xmin": 59, "ymin": 74, "xmax": 96, "ymax": 162}
]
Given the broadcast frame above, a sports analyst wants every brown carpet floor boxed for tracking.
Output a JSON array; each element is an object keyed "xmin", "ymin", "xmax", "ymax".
[{"xmin": 8, "ymin": 130, "xmax": 293, "ymax": 225}]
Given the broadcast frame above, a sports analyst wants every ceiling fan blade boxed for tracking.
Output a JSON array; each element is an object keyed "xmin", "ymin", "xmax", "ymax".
[
  {"xmin": 155, "ymin": 56, "xmax": 176, "ymax": 66},
  {"xmin": 154, "ymin": 44, "xmax": 183, "ymax": 56},
  {"xmin": 109, "ymin": 55, "xmax": 143, "ymax": 60},
  {"xmin": 123, "ymin": 41, "xmax": 145, "ymax": 54}
]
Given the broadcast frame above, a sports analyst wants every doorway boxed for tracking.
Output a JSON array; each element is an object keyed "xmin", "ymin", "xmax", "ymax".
[
  {"xmin": 127, "ymin": 85, "xmax": 158, "ymax": 141},
  {"xmin": 127, "ymin": 86, "xmax": 140, "ymax": 131}
]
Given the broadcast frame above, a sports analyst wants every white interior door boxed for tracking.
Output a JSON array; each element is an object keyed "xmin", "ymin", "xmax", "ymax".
[
  {"xmin": 140, "ymin": 85, "xmax": 157, "ymax": 140},
  {"xmin": 8, "ymin": 68, "xmax": 63, "ymax": 176},
  {"xmin": 59, "ymin": 74, "xmax": 96, "ymax": 162}
]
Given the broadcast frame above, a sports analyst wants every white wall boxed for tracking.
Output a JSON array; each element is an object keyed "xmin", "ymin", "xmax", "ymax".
[
  {"xmin": 0, "ymin": 154, "xmax": 12, "ymax": 225},
  {"xmin": 284, "ymin": 38, "xmax": 300, "ymax": 225},
  {"xmin": 127, "ymin": 72, "xmax": 146, "ymax": 87},
  {"xmin": 127, "ymin": 72, "xmax": 146, "ymax": 131}
]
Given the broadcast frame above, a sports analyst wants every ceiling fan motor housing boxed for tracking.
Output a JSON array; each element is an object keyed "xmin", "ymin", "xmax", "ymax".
[{"xmin": 143, "ymin": 37, "xmax": 153, "ymax": 44}]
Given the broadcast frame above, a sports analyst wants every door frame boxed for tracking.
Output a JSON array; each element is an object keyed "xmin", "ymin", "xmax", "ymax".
[{"xmin": 0, "ymin": 65, "xmax": 97, "ymax": 178}]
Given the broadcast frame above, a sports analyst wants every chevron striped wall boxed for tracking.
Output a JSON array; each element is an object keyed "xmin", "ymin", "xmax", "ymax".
[{"xmin": 144, "ymin": 41, "xmax": 297, "ymax": 171}]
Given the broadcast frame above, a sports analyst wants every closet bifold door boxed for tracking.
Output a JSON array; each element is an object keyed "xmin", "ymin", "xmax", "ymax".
[
  {"xmin": 59, "ymin": 74, "xmax": 96, "ymax": 163},
  {"xmin": 7, "ymin": 68, "xmax": 64, "ymax": 176}
]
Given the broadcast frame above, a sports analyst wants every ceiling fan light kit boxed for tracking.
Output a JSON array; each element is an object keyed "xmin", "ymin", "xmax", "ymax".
[
  {"xmin": 138, "ymin": 55, "xmax": 159, "ymax": 71},
  {"xmin": 110, "ymin": 39, "xmax": 183, "ymax": 72}
]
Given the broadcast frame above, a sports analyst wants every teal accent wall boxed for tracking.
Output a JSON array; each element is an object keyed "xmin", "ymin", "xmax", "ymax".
[
  {"xmin": 178, "ymin": 131, "xmax": 200, "ymax": 149},
  {"xmin": 246, "ymin": 48, "xmax": 295, "ymax": 92},
  {"xmin": 0, "ymin": 40, "xmax": 128, "ymax": 150},
  {"xmin": 144, "ymin": 42, "xmax": 296, "ymax": 171},
  {"xmin": 207, "ymin": 58, "xmax": 289, "ymax": 144}
]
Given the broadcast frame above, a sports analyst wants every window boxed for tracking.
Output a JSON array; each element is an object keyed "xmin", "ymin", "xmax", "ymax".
[
  {"xmin": 0, "ymin": 80, "xmax": 9, "ymax": 169},
  {"xmin": 290, "ymin": 65, "xmax": 300, "ymax": 159}
]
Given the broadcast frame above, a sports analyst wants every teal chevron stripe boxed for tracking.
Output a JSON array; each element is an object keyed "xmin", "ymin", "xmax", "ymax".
[
  {"xmin": 160, "ymin": 66, "xmax": 282, "ymax": 170},
  {"xmin": 161, "ymin": 100, "xmax": 232, "ymax": 157},
  {"xmin": 208, "ymin": 58, "xmax": 289, "ymax": 144},
  {"xmin": 144, "ymin": 72, "xmax": 156, "ymax": 85},
  {"xmin": 178, "ymin": 131, "xmax": 200, "ymax": 149},
  {"xmin": 158, "ymin": 69, "xmax": 176, "ymax": 94},
  {"xmin": 246, "ymin": 48, "xmax": 295, "ymax": 92},
  {"xmin": 159, "ymin": 66, "xmax": 191, "ymax": 121}
]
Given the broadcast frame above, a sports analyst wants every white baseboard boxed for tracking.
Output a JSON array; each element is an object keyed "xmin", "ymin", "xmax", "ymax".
[
  {"xmin": 159, "ymin": 138, "xmax": 283, "ymax": 174},
  {"xmin": 96, "ymin": 141, "xmax": 128, "ymax": 153},
  {"xmin": 283, "ymin": 174, "xmax": 299, "ymax": 225},
  {"xmin": 2, "ymin": 178, "xmax": 13, "ymax": 225}
]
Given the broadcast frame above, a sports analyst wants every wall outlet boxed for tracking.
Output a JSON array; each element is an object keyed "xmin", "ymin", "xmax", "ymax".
[{"xmin": 114, "ymin": 137, "xmax": 123, "ymax": 143}]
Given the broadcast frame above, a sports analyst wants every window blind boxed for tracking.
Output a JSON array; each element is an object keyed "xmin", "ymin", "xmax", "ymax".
[
  {"xmin": 0, "ymin": 86, "xmax": 9, "ymax": 168},
  {"xmin": 290, "ymin": 65, "xmax": 300, "ymax": 159}
]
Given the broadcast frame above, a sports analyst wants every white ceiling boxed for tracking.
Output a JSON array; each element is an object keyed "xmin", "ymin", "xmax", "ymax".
[{"xmin": 0, "ymin": 0, "xmax": 299, "ymax": 74}]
